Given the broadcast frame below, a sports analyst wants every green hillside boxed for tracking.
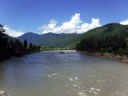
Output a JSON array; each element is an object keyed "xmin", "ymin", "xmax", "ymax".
[
  {"xmin": 18, "ymin": 23, "xmax": 128, "ymax": 52},
  {"xmin": 18, "ymin": 33, "xmax": 82, "ymax": 48},
  {"xmin": 76, "ymin": 23, "xmax": 128, "ymax": 55}
]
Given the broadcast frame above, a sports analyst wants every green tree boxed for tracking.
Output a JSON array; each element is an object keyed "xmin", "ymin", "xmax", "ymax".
[
  {"xmin": 0, "ymin": 24, "xmax": 10, "ymax": 61},
  {"xmin": 14, "ymin": 39, "xmax": 25, "ymax": 56},
  {"xmin": 24, "ymin": 39, "xmax": 28, "ymax": 49}
]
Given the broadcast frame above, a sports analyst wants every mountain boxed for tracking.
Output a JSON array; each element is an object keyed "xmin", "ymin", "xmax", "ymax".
[
  {"xmin": 76, "ymin": 23, "xmax": 128, "ymax": 55},
  {"xmin": 81, "ymin": 23, "xmax": 128, "ymax": 38},
  {"xmin": 18, "ymin": 32, "xmax": 42, "ymax": 45},
  {"xmin": 18, "ymin": 32, "xmax": 81, "ymax": 48},
  {"xmin": 18, "ymin": 23, "xmax": 128, "ymax": 50}
]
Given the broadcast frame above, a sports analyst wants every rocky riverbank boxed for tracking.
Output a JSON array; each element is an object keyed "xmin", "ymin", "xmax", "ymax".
[{"xmin": 79, "ymin": 51, "xmax": 128, "ymax": 63}]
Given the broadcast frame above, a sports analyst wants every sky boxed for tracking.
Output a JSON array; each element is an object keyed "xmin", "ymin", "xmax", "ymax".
[{"xmin": 0, "ymin": 0, "xmax": 128, "ymax": 37}]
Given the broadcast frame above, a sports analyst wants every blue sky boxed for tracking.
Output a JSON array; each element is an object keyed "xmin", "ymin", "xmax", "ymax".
[{"xmin": 0, "ymin": 0, "xmax": 128, "ymax": 37}]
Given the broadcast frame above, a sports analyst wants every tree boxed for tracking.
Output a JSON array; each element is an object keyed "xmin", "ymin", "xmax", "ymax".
[
  {"xmin": 14, "ymin": 39, "xmax": 25, "ymax": 56},
  {"xmin": 24, "ymin": 39, "xmax": 28, "ymax": 49},
  {"xmin": 0, "ymin": 24, "xmax": 10, "ymax": 60},
  {"xmin": 0, "ymin": 24, "xmax": 5, "ymax": 34},
  {"xmin": 0, "ymin": 24, "xmax": 6, "ymax": 45}
]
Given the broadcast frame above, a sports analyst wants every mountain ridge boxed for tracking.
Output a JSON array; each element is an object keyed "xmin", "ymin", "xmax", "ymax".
[
  {"xmin": 18, "ymin": 32, "xmax": 81, "ymax": 48},
  {"xmin": 17, "ymin": 23, "xmax": 128, "ymax": 49}
]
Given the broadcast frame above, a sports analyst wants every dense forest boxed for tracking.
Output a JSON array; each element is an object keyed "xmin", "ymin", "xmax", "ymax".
[
  {"xmin": 0, "ymin": 24, "xmax": 41, "ymax": 62},
  {"xmin": 76, "ymin": 23, "xmax": 128, "ymax": 56}
]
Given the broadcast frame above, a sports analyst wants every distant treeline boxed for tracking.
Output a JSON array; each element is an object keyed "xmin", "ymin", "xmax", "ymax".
[
  {"xmin": 0, "ymin": 24, "xmax": 41, "ymax": 62},
  {"xmin": 40, "ymin": 46, "xmax": 70, "ymax": 51},
  {"xmin": 76, "ymin": 23, "xmax": 128, "ymax": 56},
  {"xmin": 76, "ymin": 35, "xmax": 128, "ymax": 55}
]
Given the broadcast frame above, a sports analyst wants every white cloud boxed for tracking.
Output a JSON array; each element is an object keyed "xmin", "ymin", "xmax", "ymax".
[
  {"xmin": 38, "ymin": 19, "xmax": 57, "ymax": 34},
  {"xmin": 39, "ymin": 13, "xmax": 101, "ymax": 34},
  {"xmin": 77, "ymin": 18, "xmax": 101, "ymax": 33},
  {"xmin": 120, "ymin": 19, "xmax": 128, "ymax": 25},
  {"xmin": 4, "ymin": 25, "xmax": 24, "ymax": 37}
]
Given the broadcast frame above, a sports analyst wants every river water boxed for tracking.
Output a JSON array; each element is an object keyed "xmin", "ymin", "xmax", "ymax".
[{"xmin": 0, "ymin": 50, "xmax": 128, "ymax": 96}]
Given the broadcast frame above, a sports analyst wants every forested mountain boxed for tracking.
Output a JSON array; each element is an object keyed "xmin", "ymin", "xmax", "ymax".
[
  {"xmin": 18, "ymin": 32, "xmax": 42, "ymax": 45},
  {"xmin": 76, "ymin": 23, "xmax": 128, "ymax": 55},
  {"xmin": 18, "ymin": 23, "xmax": 128, "ymax": 52},
  {"xmin": 18, "ymin": 32, "xmax": 81, "ymax": 48}
]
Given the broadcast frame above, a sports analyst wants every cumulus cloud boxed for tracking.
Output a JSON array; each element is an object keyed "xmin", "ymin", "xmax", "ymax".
[
  {"xmin": 4, "ymin": 25, "xmax": 24, "ymax": 37},
  {"xmin": 38, "ymin": 19, "xmax": 57, "ymax": 34},
  {"xmin": 120, "ymin": 19, "xmax": 128, "ymax": 25},
  {"xmin": 77, "ymin": 18, "xmax": 101, "ymax": 33},
  {"xmin": 39, "ymin": 13, "xmax": 101, "ymax": 34}
]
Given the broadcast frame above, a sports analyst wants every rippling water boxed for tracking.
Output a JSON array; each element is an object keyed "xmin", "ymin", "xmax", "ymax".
[{"xmin": 0, "ymin": 50, "xmax": 128, "ymax": 96}]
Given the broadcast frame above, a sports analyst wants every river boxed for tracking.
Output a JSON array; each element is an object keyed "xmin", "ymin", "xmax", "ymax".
[{"xmin": 0, "ymin": 50, "xmax": 128, "ymax": 96}]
